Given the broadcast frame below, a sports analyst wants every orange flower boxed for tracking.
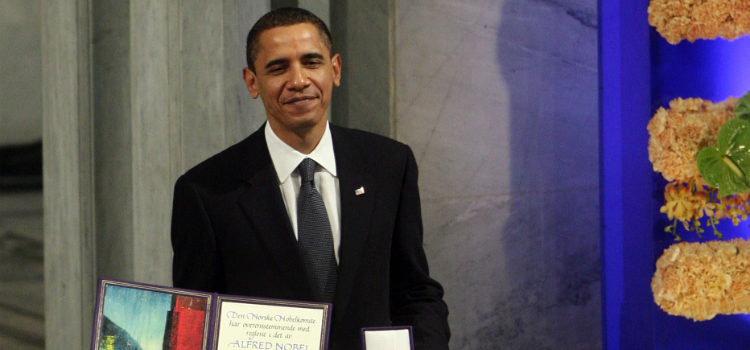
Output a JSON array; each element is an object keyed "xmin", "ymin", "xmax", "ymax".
[
  {"xmin": 653, "ymin": 239, "xmax": 750, "ymax": 320},
  {"xmin": 648, "ymin": 0, "xmax": 750, "ymax": 44},
  {"xmin": 648, "ymin": 97, "xmax": 736, "ymax": 183},
  {"xmin": 660, "ymin": 182, "xmax": 708, "ymax": 229}
]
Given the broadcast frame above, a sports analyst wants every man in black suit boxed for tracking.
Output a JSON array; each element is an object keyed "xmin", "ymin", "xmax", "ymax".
[{"xmin": 171, "ymin": 7, "xmax": 449, "ymax": 349}]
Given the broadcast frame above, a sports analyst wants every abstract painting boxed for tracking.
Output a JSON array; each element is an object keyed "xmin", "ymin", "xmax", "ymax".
[{"xmin": 92, "ymin": 280, "xmax": 212, "ymax": 350}]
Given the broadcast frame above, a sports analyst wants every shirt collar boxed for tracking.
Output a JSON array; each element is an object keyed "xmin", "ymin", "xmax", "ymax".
[{"xmin": 265, "ymin": 122, "xmax": 337, "ymax": 183}]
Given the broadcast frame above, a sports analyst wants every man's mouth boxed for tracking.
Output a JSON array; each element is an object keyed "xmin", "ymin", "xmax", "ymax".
[{"xmin": 283, "ymin": 95, "xmax": 318, "ymax": 105}]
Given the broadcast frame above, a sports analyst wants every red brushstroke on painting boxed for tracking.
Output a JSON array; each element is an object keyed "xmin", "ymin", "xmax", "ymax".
[{"xmin": 165, "ymin": 295, "xmax": 207, "ymax": 350}]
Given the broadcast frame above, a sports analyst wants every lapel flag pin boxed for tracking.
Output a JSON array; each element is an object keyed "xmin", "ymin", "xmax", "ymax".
[{"xmin": 355, "ymin": 186, "xmax": 365, "ymax": 196}]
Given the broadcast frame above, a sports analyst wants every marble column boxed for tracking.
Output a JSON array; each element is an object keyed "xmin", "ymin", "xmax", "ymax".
[
  {"xmin": 91, "ymin": 0, "xmax": 270, "ymax": 283},
  {"xmin": 330, "ymin": 0, "xmax": 393, "ymax": 136},
  {"xmin": 43, "ymin": 1, "xmax": 271, "ymax": 348},
  {"xmin": 298, "ymin": 0, "xmax": 330, "ymax": 25},
  {"xmin": 41, "ymin": 0, "xmax": 95, "ymax": 348}
]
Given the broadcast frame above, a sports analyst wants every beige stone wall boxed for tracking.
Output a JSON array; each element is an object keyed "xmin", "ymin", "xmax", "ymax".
[{"xmin": 394, "ymin": 0, "xmax": 601, "ymax": 348}]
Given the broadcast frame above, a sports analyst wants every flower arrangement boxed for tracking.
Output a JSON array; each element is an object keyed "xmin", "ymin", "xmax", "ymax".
[
  {"xmin": 647, "ymin": 0, "xmax": 750, "ymax": 323},
  {"xmin": 648, "ymin": 0, "xmax": 750, "ymax": 44},
  {"xmin": 648, "ymin": 93, "xmax": 750, "ymax": 239},
  {"xmin": 652, "ymin": 238, "xmax": 750, "ymax": 321},
  {"xmin": 650, "ymin": 92, "xmax": 750, "ymax": 320},
  {"xmin": 648, "ymin": 97, "xmax": 736, "ymax": 183}
]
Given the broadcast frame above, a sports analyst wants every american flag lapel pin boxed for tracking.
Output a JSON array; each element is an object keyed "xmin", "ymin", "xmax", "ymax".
[{"xmin": 355, "ymin": 186, "xmax": 365, "ymax": 196}]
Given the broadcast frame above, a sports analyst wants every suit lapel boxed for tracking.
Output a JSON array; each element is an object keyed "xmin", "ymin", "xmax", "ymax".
[
  {"xmin": 233, "ymin": 125, "xmax": 378, "ymax": 313},
  {"xmin": 236, "ymin": 129, "xmax": 314, "ymax": 300},
  {"xmin": 331, "ymin": 127, "xmax": 377, "ymax": 321}
]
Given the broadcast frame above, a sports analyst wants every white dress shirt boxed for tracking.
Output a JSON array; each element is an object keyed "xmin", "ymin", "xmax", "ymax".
[{"xmin": 264, "ymin": 122, "xmax": 341, "ymax": 263}]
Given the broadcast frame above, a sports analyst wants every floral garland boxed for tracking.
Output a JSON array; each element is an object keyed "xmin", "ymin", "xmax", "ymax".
[
  {"xmin": 648, "ymin": 0, "xmax": 750, "ymax": 44},
  {"xmin": 652, "ymin": 238, "xmax": 750, "ymax": 321},
  {"xmin": 647, "ymin": 0, "xmax": 750, "ymax": 323},
  {"xmin": 647, "ymin": 96, "xmax": 748, "ymax": 238},
  {"xmin": 649, "ymin": 92, "xmax": 750, "ymax": 320},
  {"xmin": 648, "ymin": 97, "xmax": 736, "ymax": 183}
]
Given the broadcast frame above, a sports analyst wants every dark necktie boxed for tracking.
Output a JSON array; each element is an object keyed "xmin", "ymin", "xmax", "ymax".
[{"xmin": 296, "ymin": 158, "xmax": 338, "ymax": 302}]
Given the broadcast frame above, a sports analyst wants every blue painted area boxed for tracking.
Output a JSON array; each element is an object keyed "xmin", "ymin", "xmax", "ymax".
[
  {"xmin": 600, "ymin": 1, "xmax": 656, "ymax": 349},
  {"xmin": 601, "ymin": 0, "xmax": 750, "ymax": 348},
  {"xmin": 102, "ymin": 285, "xmax": 173, "ymax": 350},
  {"xmin": 598, "ymin": 1, "xmax": 624, "ymax": 345},
  {"xmin": 654, "ymin": 36, "xmax": 750, "ymax": 104}
]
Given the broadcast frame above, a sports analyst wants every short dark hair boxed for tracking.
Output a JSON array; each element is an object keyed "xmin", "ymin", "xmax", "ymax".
[{"xmin": 245, "ymin": 7, "xmax": 333, "ymax": 72}]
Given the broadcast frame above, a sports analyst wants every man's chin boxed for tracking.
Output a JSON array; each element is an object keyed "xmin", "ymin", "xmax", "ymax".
[{"xmin": 270, "ymin": 113, "xmax": 327, "ymax": 134}]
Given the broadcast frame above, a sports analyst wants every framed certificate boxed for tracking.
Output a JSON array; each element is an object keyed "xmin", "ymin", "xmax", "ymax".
[
  {"xmin": 91, "ymin": 279, "xmax": 331, "ymax": 350},
  {"xmin": 212, "ymin": 295, "xmax": 331, "ymax": 350}
]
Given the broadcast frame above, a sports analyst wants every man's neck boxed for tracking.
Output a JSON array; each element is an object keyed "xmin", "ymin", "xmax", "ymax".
[{"xmin": 267, "ymin": 120, "xmax": 327, "ymax": 155}]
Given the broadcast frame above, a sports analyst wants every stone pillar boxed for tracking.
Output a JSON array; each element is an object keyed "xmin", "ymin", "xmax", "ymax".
[
  {"xmin": 43, "ymin": 1, "xmax": 271, "ymax": 348},
  {"xmin": 41, "ymin": 0, "xmax": 95, "ymax": 348},
  {"xmin": 298, "ymin": 0, "xmax": 329, "ymax": 25},
  {"xmin": 330, "ymin": 0, "xmax": 394, "ymax": 136},
  {"xmin": 92, "ymin": 0, "xmax": 270, "ymax": 284}
]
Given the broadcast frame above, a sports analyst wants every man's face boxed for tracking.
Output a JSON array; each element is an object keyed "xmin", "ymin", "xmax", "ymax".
[{"xmin": 243, "ymin": 23, "xmax": 341, "ymax": 136}]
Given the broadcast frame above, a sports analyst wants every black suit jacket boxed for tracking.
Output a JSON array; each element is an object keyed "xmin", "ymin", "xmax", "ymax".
[{"xmin": 171, "ymin": 124, "xmax": 450, "ymax": 349}]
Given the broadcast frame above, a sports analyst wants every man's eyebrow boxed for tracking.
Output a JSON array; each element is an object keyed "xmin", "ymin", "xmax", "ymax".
[
  {"xmin": 301, "ymin": 53, "xmax": 324, "ymax": 60},
  {"xmin": 262, "ymin": 53, "xmax": 325, "ymax": 70}
]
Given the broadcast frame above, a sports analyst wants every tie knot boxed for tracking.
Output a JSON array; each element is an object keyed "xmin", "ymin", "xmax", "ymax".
[{"xmin": 297, "ymin": 158, "xmax": 317, "ymax": 182}]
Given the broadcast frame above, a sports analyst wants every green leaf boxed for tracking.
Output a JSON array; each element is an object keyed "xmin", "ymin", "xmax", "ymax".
[
  {"xmin": 737, "ymin": 90, "xmax": 750, "ymax": 121},
  {"xmin": 697, "ymin": 118, "xmax": 750, "ymax": 196},
  {"xmin": 697, "ymin": 147, "xmax": 747, "ymax": 196}
]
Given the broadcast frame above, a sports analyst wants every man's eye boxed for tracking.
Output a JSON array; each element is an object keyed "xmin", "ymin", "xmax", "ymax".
[{"xmin": 305, "ymin": 61, "xmax": 322, "ymax": 67}]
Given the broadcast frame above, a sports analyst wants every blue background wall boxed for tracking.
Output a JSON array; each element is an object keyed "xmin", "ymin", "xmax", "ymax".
[{"xmin": 600, "ymin": 1, "xmax": 750, "ymax": 349}]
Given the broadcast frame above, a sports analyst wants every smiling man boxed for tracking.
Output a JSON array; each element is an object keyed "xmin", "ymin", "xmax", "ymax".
[
  {"xmin": 171, "ymin": 7, "xmax": 450, "ymax": 349},
  {"xmin": 242, "ymin": 20, "xmax": 340, "ymax": 154}
]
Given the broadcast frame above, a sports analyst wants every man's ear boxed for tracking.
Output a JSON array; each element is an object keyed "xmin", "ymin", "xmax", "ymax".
[
  {"xmin": 331, "ymin": 53, "xmax": 342, "ymax": 87},
  {"xmin": 242, "ymin": 67, "xmax": 260, "ymax": 98}
]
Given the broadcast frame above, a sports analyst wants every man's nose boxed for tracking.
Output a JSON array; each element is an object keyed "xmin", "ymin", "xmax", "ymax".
[{"xmin": 288, "ymin": 65, "xmax": 310, "ymax": 90}]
